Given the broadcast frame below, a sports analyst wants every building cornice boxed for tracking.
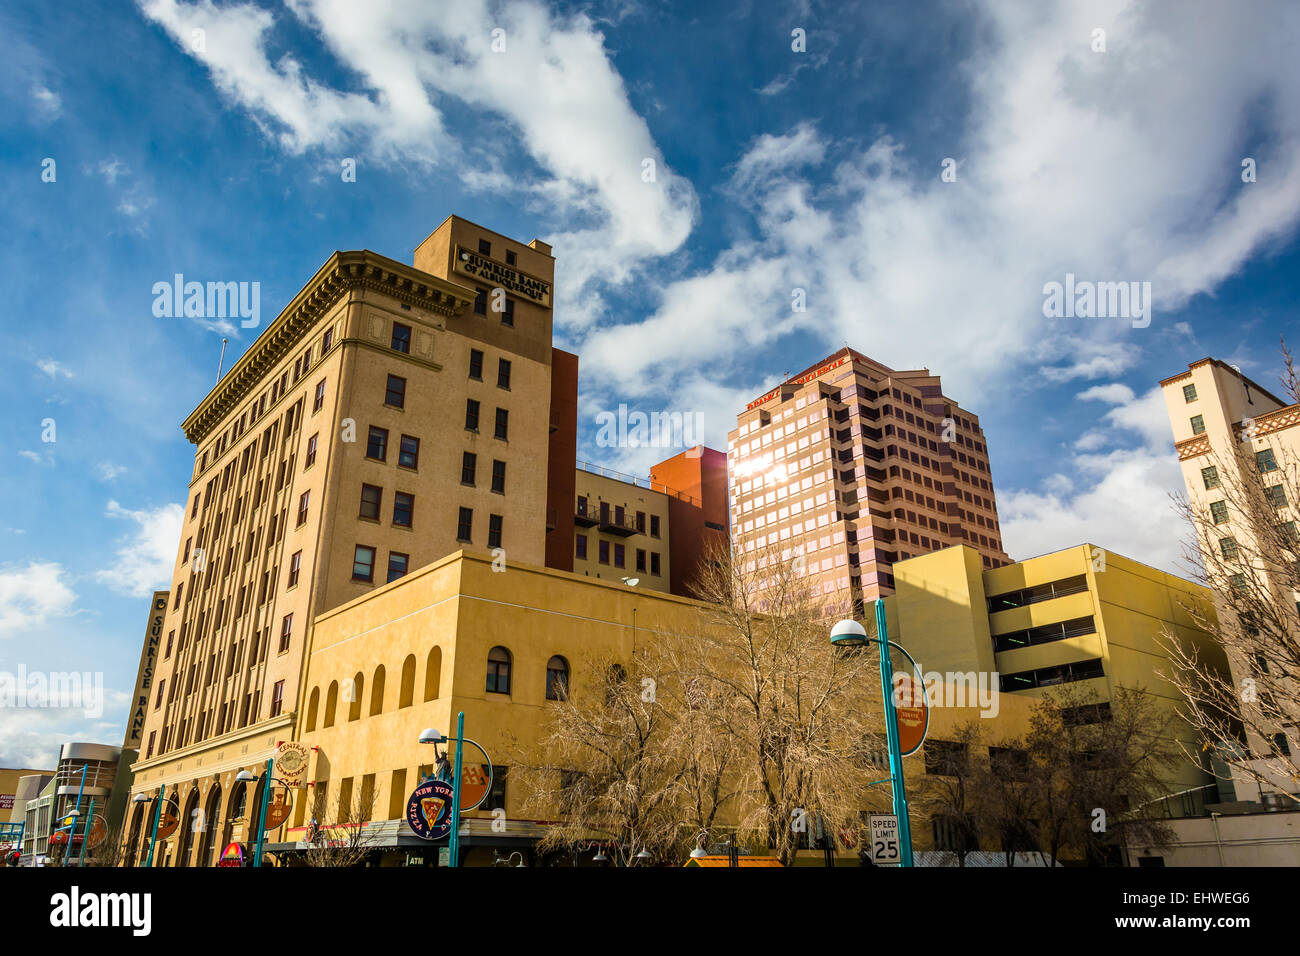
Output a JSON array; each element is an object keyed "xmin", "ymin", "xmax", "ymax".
[
  {"xmin": 1160, "ymin": 357, "xmax": 1289, "ymax": 408},
  {"xmin": 181, "ymin": 250, "xmax": 475, "ymax": 444},
  {"xmin": 1176, "ymin": 402, "xmax": 1300, "ymax": 459},
  {"xmin": 128, "ymin": 712, "xmax": 295, "ymax": 782},
  {"xmin": 1176, "ymin": 435, "xmax": 1212, "ymax": 461},
  {"xmin": 1236, "ymin": 402, "xmax": 1300, "ymax": 440}
]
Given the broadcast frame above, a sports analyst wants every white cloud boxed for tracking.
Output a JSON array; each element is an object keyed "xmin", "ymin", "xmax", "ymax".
[
  {"xmin": 0, "ymin": 562, "xmax": 77, "ymax": 638},
  {"xmin": 0, "ymin": 690, "xmax": 133, "ymax": 769},
  {"xmin": 94, "ymin": 157, "xmax": 128, "ymax": 185},
  {"xmin": 31, "ymin": 84, "xmax": 61, "ymax": 118},
  {"xmin": 132, "ymin": 0, "xmax": 1300, "ymax": 577},
  {"xmin": 579, "ymin": 2, "xmax": 1300, "ymax": 401},
  {"xmin": 94, "ymin": 500, "xmax": 183, "ymax": 598},
  {"xmin": 36, "ymin": 359, "xmax": 73, "ymax": 380},
  {"xmin": 137, "ymin": 0, "xmax": 698, "ymax": 321},
  {"xmin": 96, "ymin": 462, "xmax": 127, "ymax": 481},
  {"xmin": 1039, "ymin": 342, "xmax": 1141, "ymax": 383},
  {"xmin": 17, "ymin": 450, "xmax": 43, "ymax": 465},
  {"xmin": 1002, "ymin": 387, "xmax": 1186, "ymax": 572},
  {"xmin": 1076, "ymin": 383, "xmax": 1135, "ymax": 404},
  {"xmin": 732, "ymin": 123, "xmax": 827, "ymax": 186}
]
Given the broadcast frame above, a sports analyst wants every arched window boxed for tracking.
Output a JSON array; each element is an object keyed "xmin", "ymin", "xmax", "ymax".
[
  {"xmin": 399, "ymin": 655, "xmax": 417, "ymax": 708},
  {"xmin": 486, "ymin": 646, "xmax": 512, "ymax": 695},
  {"xmin": 176, "ymin": 788, "xmax": 198, "ymax": 868},
  {"xmin": 324, "ymin": 681, "xmax": 339, "ymax": 728},
  {"xmin": 348, "ymin": 672, "xmax": 364, "ymax": 722},
  {"xmin": 124, "ymin": 802, "xmax": 144, "ymax": 868},
  {"xmin": 197, "ymin": 785, "xmax": 222, "ymax": 867},
  {"xmin": 424, "ymin": 647, "xmax": 442, "ymax": 701},
  {"xmin": 546, "ymin": 655, "xmax": 569, "ymax": 700},
  {"xmin": 306, "ymin": 687, "xmax": 320, "ymax": 732},
  {"xmin": 370, "ymin": 665, "xmax": 386, "ymax": 716}
]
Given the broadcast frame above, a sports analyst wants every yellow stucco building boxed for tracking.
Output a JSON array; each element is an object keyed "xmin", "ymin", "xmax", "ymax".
[
  {"xmin": 887, "ymin": 542, "xmax": 1229, "ymax": 798},
  {"xmin": 123, "ymin": 542, "xmax": 1048, "ymax": 866}
]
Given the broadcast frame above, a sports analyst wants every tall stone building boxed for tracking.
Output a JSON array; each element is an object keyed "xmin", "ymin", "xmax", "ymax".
[{"xmin": 125, "ymin": 217, "xmax": 728, "ymax": 866}]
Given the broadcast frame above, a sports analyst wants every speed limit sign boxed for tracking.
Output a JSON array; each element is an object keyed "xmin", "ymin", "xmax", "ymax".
[{"xmin": 869, "ymin": 814, "xmax": 901, "ymax": 865}]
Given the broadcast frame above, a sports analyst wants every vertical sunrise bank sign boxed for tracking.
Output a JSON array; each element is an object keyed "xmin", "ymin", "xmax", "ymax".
[{"xmin": 124, "ymin": 591, "xmax": 168, "ymax": 753}]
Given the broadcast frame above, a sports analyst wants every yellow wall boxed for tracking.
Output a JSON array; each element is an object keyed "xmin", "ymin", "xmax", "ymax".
[
  {"xmin": 891, "ymin": 543, "xmax": 1227, "ymax": 794},
  {"xmin": 297, "ymin": 550, "xmax": 1038, "ymax": 861},
  {"xmin": 571, "ymin": 470, "xmax": 672, "ymax": 592}
]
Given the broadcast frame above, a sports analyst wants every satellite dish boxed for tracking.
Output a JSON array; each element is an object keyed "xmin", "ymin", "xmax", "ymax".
[{"xmin": 622, "ymin": 577, "xmax": 640, "ymax": 587}]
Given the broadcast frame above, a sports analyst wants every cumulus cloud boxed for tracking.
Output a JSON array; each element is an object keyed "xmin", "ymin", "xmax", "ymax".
[
  {"xmin": 94, "ymin": 500, "xmax": 183, "ymax": 597},
  {"xmin": 579, "ymin": 2, "xmax": 1300, "ymax": 404},
  {"xmin": 1001, "ymin": 387, "xmax": 1187, "ymax": 573},
  {"xmin": 133, "ymin": 0, "xmax": 1300, "ymax": 574},
  {"xmin": 36, "ymin": 359, "xmax": 73, "ymax": 380},
  {"xmin": 136, "ymin": 0, "xmax": 698, "ymax": 325},
  {"xmin": 31, "ymin": 83, "xmax": 61, "ymax": 118},
  {"xmin": 0, "ymin": 562, "xmax": 77, "ymax": 638},
  {"xmin": 1076, "ymin": 383, "xmax": 1135, "ymax": 404}
]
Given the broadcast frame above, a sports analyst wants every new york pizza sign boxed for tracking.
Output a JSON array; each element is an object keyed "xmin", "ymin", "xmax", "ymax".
[{"xmin": 406, "ymin": 779, "xmax": 454, "ymax": 841}]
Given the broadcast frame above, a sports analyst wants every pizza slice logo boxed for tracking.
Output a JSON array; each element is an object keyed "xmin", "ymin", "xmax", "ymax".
[{"xmin": 420, "ymin": 796, "xmax": 447, "ymax": 829}]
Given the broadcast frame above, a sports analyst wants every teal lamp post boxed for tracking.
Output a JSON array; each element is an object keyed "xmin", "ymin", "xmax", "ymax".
[
  {"xmin": 830, "ymin": 598, "xmax": 916, "ymax": 867},
  {"xmin": 235, "ymin": 760, "xmax": 281, "ymax": 868},
  {"xmin": 133, "ymin": 789, "xmax": 168, "ymax": 868},
  {"xmin": 419, "ymin": 714, "xmax": 492, "ymax": 869}
]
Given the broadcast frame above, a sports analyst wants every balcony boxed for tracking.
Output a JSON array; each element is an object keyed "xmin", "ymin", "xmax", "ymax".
[
  {"xmin": 545, "ymin": 507, "xmax": 557, "ymax": 531},
  {"xmin": 600, "ymin": 511, "xmax": 639, "ymax": 537},
  {"xmin": 574, "ymin": 505, "xmax": 599, "ymax": 527}
]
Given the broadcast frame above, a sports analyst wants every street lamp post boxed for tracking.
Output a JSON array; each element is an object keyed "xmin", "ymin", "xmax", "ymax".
[
  {"xmin": 75, "ymin": 800, "xmax": 98, "ymax": 866},
  {"xmin": 831, "ymin": 597, "xmax": 916, "ymax": 867},
  {"xmin": 418, "ymin": 714, "xmax": 492, "ymax": 869},
  {"xmin": 133, "ymin": 789, "xmax": 168, "ymax": 868},
  {"xmin": 235, "ymin": 760, "xmax": 289, "ymax": 868}
]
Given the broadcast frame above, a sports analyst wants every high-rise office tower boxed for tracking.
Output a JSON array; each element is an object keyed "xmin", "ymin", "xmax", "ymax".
[{"xmin": 728, "ymin": 348, "xmax": 1011, "ymax": 612}]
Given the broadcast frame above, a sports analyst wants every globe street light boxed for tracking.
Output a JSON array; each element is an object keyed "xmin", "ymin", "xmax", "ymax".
[
  {"xmin": 417, "ymin": 715, "xmax": 492, "ymax": 868},
  {"xmin": 831, "ymin": 598, "xmax": 918, "ymax": 867},
  {"xmin": 234, "ymin": 764, "xmax": 295, "ymax": 868},
  {"xmin": 132, "ymin": 788, "xmax": 177, "ymax": 868}
]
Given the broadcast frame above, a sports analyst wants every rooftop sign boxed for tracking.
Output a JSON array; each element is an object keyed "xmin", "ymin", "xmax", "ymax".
[
  {"xmin": 454, "ymin": 246, "xmax": 552, "ymax": 308},
  {"xmin": 745, "ymin": 355, "xmax": 850, "ymax": 410}
]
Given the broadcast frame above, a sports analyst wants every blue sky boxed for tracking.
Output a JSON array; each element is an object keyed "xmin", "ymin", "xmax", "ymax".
[{"xmin": 2, "ymin": 0, "xmax": 1299, "ymax": 766}]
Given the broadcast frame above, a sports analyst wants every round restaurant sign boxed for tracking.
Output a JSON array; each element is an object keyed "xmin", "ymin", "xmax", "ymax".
[
  {"xmin": 892, "ymin": 671, "xmax": 929, "ymax": 757},
  {"xmin": 274, "ymin": 741, "xmax": 311, "ymax": 788},
  {"xmin": 262, "ymin": 787, "xmax": 293, "ymax": 831},
  {"xmin": 156, "ymin": 807, "xmax": 180, "ymax": 840},
  {"xmin": 406, "ymin": 779, "xmax": 454, "ymax": 841}
]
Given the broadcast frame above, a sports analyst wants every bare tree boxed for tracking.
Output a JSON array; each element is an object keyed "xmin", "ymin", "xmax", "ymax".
[
  {"xmin": 913, "ymin": 721, "xmax": 986, "ymax": 867},
  {"xmin": 1161, "ymin": 439, "xmax": 1300, "ymax": 806},
  {"xmin": 1281, "ymin": 334, "xmax": 1300, "ymax": 404},
  {"xmin": 513, "ymin": 646, "xmax": 697, "ymax": 864},
  {"xmin": 685, "ymin": 538, "xmax": 885, "ymax": 866},
  {"xmin": 975, "ymin": 737, "xmax": 1040, "ymax": 867},
  {"xmin": 80, "ymin": 817, "xmax": 130, "ymax": 868},
  {"xmin": 1023, "ymin": 685, "xmax": 1178, "ymax": 866},
  {"xmin": 300, "ymin": 782, "xmax": 380, "ymax": 868}
]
